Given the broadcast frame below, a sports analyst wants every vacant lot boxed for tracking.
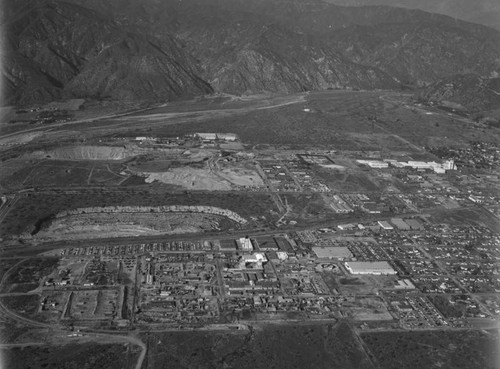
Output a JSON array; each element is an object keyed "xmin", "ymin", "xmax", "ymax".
[
  {"xmin": 2, "ymin": 258, "xmax": 59, "ymax": 293},
  {"xmin": 361, "ymin": 329, "xmax": 500, "ymax": 369},
  {"xmin": 1, "ymin": 342, "xmax": 140, "ymax": 369},
  {"xmin": 142, "ymin": 321, "xmax": 373, "ymax": 369},
  {"xmin": 0, "ymin": 294, "xmax": 40, "ymax": 317}
]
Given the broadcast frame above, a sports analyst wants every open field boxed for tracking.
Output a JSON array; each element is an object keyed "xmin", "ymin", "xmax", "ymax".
[
  {"xmin": 1, "ymin": 342, "xmax": 140, "ymax": 369},
  {"xmin": 361, "ymin": 329, "xmax": 500, "ymax": 369},
  {"xmin": 141, "ymin": 321, "xmax": 373, "ymax": 369},
  {"xmin": 2, "ymin": 258, "xmax": 59, "ymax": 293},
  {"xmin": 429, "ymin": 207, "xmax": 500, "ymax": 233},
  {"xmin": 0, "ymin": 295, "xmax": 40, "ymax": 317},
  {"xmin": 88, "ymin": 91, "xmax": 500, "ymax": 150},
  {"xmin": 0, "ymin": 160, "xmax": 128, "ymax": 190}
]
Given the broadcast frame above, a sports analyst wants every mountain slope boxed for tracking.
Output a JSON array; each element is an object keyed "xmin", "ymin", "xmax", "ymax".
[
  {"xmin": 3, "ymin": 0, "xmax": 500, "ymax": 105},
  {"xmin": 324, "ymin": 0, "xmax": 500, "ymax": 31},
  {"xmin": 419, "ymin": 74, "xmax": 500, "ymax": 112},
  {"xmin": 1, "ymin": 0, "xmax": 212, "ymax": 105}
]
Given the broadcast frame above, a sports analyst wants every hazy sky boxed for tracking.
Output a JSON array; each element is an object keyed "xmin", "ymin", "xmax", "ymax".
[{"xmin": 323, "ymin": 0, "xmax": 500, "ymax": 30}]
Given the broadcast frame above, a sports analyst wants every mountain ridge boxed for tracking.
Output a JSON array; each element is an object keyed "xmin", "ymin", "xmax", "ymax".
[{"xmin": 2, "ymin": 0, "xmax": 500, "ymax": 106}]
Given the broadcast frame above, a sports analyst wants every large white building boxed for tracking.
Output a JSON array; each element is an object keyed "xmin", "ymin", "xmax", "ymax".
[
  {"xmin": 356, "ymin": 160, "xmax": 389, "ymax": 169},
  {"xmin": 237, "ymin": 237, "xmax": 253, "ymax": 251},
  {"xmin": 344, "ymin": 261, "xmax": 396, "ymax": 275}
]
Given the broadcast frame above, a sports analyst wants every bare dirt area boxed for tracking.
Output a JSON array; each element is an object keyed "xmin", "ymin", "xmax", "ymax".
[
  {"xmin": 143, "ymin": 167, "xmax": 233, "ymax": 190},
  {"xmin": 141, "ymin": 162, "xmax": 264, "ymax": 191},
  {"xmin": 35, "ymin": 212, "xmax": 235, "ymax": 240},
  {"xmin": 0, "ymin": 190, "xmax": 277, "ymax": 238},
  {"xmin": 37, "ymin": 146, "xmax": 131, "ymax": 161}
]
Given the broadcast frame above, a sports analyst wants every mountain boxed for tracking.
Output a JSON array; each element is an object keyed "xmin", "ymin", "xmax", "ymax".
[
  {"xmin": 323, "ymin": 0, "xmax": 500, "ymax": 31},
  {"xmin": 1, "ymin": 0, "xmax": 212, "ymax": 105},
  {"xmin": 3, "ymin": 0, "xmax": 500, "ymax": 105},
  {"xmin": 419, "ymin": 74, "xmax": 500, "ymax": 113}
]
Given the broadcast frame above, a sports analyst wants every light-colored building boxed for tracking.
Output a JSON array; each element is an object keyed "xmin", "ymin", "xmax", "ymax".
[
  {"xmin": 217, "ymin": 133, "xmax": 238, "ymax": 141},
  {"xmin": 237, "ymin": 237, "xmax": 253, "ymax": 251},
  {"xmin": 344, "ymin": 261, "xmax": 396, "ymax": 275},
  {"xmin": 313, "ymin": 246, "xmax": 352, "ymax": 260},
  {"xmin": 378, "ymin": 220, "xmax": 394, "ymax": 230},
  {"xmin": 356, "ymin": 160, "xmax": 389, "ymax": 169},
  {"xmin": 238, "ymin": 253, "xmax": 267, "ymax": 269},
  {"xmin": 196, "ymin": 133, "xmax": 217, "ymax": 140}
]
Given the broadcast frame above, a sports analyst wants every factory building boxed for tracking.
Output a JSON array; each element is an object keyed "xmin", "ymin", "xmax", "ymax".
[{"xmin": 344, "ymin": 261, "xmax": 396, "ymax": 275}]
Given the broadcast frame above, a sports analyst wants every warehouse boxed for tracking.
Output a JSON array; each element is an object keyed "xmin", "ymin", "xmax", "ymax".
[
  {"xmin": 313, "ymin": 246, "xmax": 352, "ymax": 260},
  {"xmin": 378, "ymin": 220, "xmax": 394, "ymax": 230},
  {"xmin": 391, "ymin": 218, "xmax": 410, "ymax": 230},
  {"xmin": 344, "ymin": 261, "xmax": 396, "ymax": 275}
]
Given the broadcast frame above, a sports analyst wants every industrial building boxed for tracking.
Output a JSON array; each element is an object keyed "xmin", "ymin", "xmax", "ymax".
[
  {"xmin": 313, "ymin": 246, "xmax": 352, "ymax": 260},
  {"xmin": 238, "ymin": 253, "xmax": 267, "ymax": 269},
  {"xmin": 378, "ymin": 220, "xmax": 394, "ymax": 230},
  {"xmin": 356, "ymin": 160, "xmax": 389, "ymax": 169},
  {"xmin": 344, "ymin": 261, "xmax": 396, "ymax": 275},
  {"xmin": 391, "ymin": 218, "xmax": 410, "ymax": 230},
  {"xmin": 237, "ymin": 237, "xmax": 253, "ymax": 251}
]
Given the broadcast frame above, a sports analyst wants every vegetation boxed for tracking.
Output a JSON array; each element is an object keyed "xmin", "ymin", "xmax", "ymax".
[
  {"xmin": 361, "ymin": 329, "xmax": 500, "ymax": 369},
  {"xmin": 142, "ymin": 322, "xmax": 373, "ymax": 369},
  {"xmin": 1, "ymin": 343, "xmax": 140, "ymax": 369}
]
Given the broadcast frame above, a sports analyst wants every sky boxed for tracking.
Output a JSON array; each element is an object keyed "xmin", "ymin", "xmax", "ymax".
[{"xmin": 323, "ymin": 0, "xmax": 500, "ymax": 30}]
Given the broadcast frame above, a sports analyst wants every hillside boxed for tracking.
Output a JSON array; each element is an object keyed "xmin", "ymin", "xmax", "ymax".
[
  {"xmin": 419, "ymin": 74, "xmax": 500, "ymax": 112},
  {"xmin": 324, "ymin": 0, "xmax": 500, "ymax": 31},
  {"xmin": 2, "ymin": 0, "xmax": 500, "ymax": 105}
]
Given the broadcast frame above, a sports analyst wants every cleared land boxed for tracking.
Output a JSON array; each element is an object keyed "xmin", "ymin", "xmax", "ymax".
[{"xmin": 0, "ymin": 190, "xmax": 278, "ymax": 237}]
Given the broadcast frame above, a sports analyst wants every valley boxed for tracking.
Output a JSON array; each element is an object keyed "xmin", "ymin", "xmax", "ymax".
[{"xmin": 0, "ymin": 90, "xmax": 499, "ymax": 368}]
